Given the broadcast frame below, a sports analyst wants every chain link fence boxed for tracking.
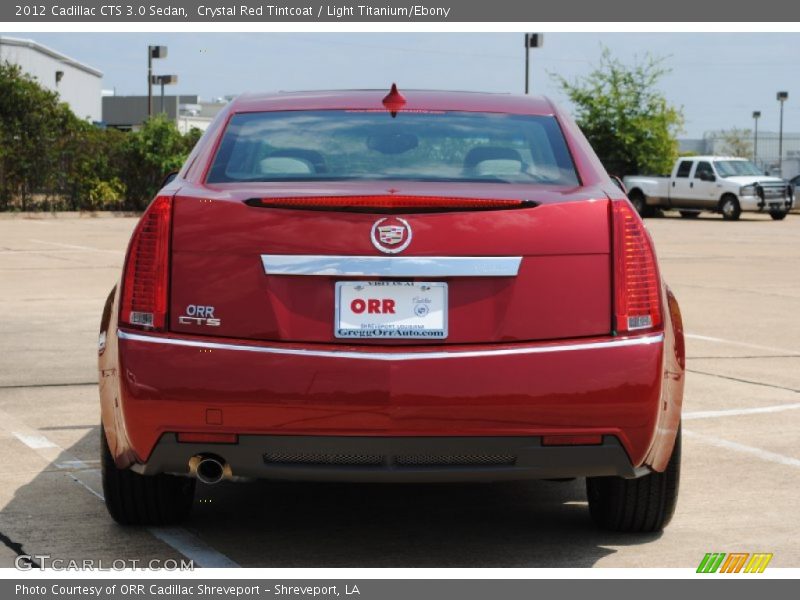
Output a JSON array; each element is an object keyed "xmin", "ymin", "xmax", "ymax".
[{"xmin": 691, "ymin": 132, "xmax": 800, "ymax": 178}]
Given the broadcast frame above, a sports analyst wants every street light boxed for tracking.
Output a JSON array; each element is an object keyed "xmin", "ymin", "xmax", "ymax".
[
  {"xmin": 752, "ymin": 111, "xmax": 761, "ymax": 165},
  {"xmin": 151, "ymin": 74, "xmax": 178, "ymax": 115},
  {"xmin": 147, "ymin": 45, "xmax": 168, "ymax": 118},
  {"xmin": 777, "ymin": 91, "xmax": 788, "ymax": 176},
  {"xmin": 524, "ymin": 33, "xmax": 543, "ymax": 94}
]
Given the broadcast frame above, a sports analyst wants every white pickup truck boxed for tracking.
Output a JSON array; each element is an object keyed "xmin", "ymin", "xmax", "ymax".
[{"xmin": 623, "ymin": 156, "xmax": 794, "ymax": 220}]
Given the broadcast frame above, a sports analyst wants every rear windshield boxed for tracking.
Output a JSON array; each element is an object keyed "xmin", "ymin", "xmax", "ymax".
[{"xmin": 206, "ymin": 110, "xmax": 579, "ymax": 186}]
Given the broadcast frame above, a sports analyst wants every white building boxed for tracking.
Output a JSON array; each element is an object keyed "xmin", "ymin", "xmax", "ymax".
[{"xmin": 0, "ymin": 36, "xmax": 102, "ymax": 122}]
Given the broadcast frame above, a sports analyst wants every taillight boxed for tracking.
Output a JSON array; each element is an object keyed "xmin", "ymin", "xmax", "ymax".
[
  {"xmin": 612, "ymin": 199, "xmax": 662, "ymax": 333},
  {"xmin": 120, "ymin": 195, "xmax": 172, "ymax": 331}
]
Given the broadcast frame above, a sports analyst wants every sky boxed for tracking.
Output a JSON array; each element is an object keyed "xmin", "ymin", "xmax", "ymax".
[{"xmin": 6, "ymin": 32, "xmax": 800, "ymax": 138}]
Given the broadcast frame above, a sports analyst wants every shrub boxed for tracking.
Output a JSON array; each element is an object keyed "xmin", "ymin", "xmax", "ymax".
[{"xmin": 0, "ymin": 60, "xmax": 203, "ymax": 212}]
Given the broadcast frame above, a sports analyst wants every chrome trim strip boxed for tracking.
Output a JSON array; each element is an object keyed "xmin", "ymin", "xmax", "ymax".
[
  {"xmin": 261, "ymin": 255, "xmax": 522, "ymax": 277},
  {"xmin": 118, "ymin": 331, "xmax": 664, "ymax": 362}
]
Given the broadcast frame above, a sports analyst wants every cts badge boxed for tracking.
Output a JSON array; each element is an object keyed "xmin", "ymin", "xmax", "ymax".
[{"xmin": 178, "ymin": 305, "xmax": 221, "ymax": 327}]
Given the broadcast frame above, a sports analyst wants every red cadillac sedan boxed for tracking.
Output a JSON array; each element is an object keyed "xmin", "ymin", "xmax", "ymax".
[{"xmin": 98, "ymin": 86, "xmax": 684, "ymax": 532}]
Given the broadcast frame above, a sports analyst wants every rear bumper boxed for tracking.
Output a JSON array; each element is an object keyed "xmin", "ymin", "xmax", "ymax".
[
  {"xmin": 111, "ymin": 330, "xmax": 667, "ymax": 473},
  {"xmin": 135, "ymin": 433, "xmax": 647, "ymax": 482}
]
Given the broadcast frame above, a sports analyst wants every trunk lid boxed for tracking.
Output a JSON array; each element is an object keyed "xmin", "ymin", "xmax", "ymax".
[{"xmin": 169, "ymin": 182, "xmax": 612, "ymax": 344}]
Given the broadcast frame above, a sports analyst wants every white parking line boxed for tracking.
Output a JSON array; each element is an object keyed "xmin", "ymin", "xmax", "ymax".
[
  {"xmin": 684, "ymin": 429, "xmax": 800, "ymax": 468},
  {"xmin": 0, "ymin": 407, "xmax": 240, "ymax": 568},
  {"xmin": 148, "ymin": 528, "xmax": 240, "ymax": 569},
  {"xmin": 13, "ymin": 432, "xmax": 59, "ymax": 450},
  {"xmin": 0, "ymin": 249, "xmax": 117, "ymax": 255},
  {"xmin": 67, "ymin": 471, "xmax": 104, "ymax": 500},
  {"xmin": 684, "ymin": 402, "xmax": 800, "ymax": 420},
  {"xmin": 686, "ymin": 333, "xmax": 799, "ymax": 356},
  {"xmin": 9, "ymin": 425, "xmax": 99, "ymax": 465},
  {"xmin": 28, "ymin": 239, "xmax": 123, "ymax": 254}
]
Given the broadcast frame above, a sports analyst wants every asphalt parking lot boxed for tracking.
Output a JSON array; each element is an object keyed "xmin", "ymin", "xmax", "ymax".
[{"xmin": 0, "ymin": 210, "xmax": 798, "ymax": 569}]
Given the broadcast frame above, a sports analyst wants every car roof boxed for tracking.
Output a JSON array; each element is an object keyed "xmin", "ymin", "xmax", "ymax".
[{"xmin": 228, "ymin": 89, "xmax": 557, "ymax": 116}]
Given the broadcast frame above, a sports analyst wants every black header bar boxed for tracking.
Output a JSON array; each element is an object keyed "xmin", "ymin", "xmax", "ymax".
[{"xmin": 3, "ymin": 0, "xmax": 799, "ymax": 22}]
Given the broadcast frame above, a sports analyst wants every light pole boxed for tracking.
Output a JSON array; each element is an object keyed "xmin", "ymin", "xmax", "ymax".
[
  {"xmin": 151, "ymin": 74, "xmax": 178, "ymax": 115},
  {"xmin": 147, "ymin": 45, "xmax": 168, "ymax": 118},
  {"xmin": 777, "ymin": 91, "xmax": 788, "ymax": 176},
  {"xmin": 524, "ymin": 33, "xmax": 543, "ymax": 94},
  {"xmin": 752, "ymin": 110, "xmax": 761, "ymax": 165}
]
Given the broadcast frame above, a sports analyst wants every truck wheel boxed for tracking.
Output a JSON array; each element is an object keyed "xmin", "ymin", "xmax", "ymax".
[
  {"xmin": 586, "ymin": 426, "xmax": 681, "ymax": 533},
  {"xmin": 769, "ymin": 210, "xmax": 788, "ymax": 221},
  {"xmin": 679, "ymin": 211, "xmax": 700, "ymax": 219},
  {"xmin": 719, "ymin": 195, "xmax": 741, "ymax": 221},
  {"xmin": 627, "ymin": 190, "xmax": 653, "ymax": 218},
  {"xmin": 101, "ymin": 427, "xmax": 195, "ymax": 525}
]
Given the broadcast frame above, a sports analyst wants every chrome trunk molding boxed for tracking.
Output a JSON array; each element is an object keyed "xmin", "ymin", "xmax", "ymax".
[
  {"xmin": 260, "ymin": 255, "xmax": 522, "ymax": 277},
  {"xmin": 118, "ymin": 330, "xmax": 664, "ymax": 362}
]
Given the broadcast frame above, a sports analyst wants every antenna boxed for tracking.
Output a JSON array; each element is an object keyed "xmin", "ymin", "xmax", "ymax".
[{"xmin": 382, "ymin": 83, "xmax": 406, "ymax": 118}]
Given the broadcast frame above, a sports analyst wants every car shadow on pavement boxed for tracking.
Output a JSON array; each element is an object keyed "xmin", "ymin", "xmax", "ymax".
[
  {"xmin": 0, "ymin": 427, "xmax": 662, "ymax": 569},
  {"xmin": 190, "ymin": 477, "xmax": 663, "ymax": 567}
]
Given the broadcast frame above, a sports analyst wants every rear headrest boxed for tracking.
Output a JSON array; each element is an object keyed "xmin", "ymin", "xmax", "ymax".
[
  {"xmin": 267, "ymin": 148, "xmax": 328, "ymax": 174},
  {"xmin": 463, "ymin": 146, "xmax": 523, "ymax": 169},
  {"xmin": 258, "ymin": 156, "xmax": 315, "ymax": 175}
]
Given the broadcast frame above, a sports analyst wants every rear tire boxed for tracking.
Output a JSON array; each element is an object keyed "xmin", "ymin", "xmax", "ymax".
[
  {"xmin": 769, "ymin": 210, "xmax": 788, "ymax": 221},
  {"xmin": 719, "ymin": 195, "xmax": 741, "ymax": 221},
  {"xmin": 101, "ymin": 427, "xmax": 195, "ymax": 525},
  {"xmin": 586, "ymin": 426, "xmax": 681, "ymax": 533},
  {"xmin": 679, "ymin": 211, "xmax": 700, "ymax": 219},
  {"xmin": 628, "ymin": 189, "xmax": 653, "ymax": 218}
]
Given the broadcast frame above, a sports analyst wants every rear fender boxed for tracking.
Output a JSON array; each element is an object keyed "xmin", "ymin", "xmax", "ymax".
[
  {"xmin": 98, "ymin": 283, "xmax": 137, "ymax": 469},
  {"xmin": 643, "ymin": 285, "xmax": 685, "ymax": 471}
]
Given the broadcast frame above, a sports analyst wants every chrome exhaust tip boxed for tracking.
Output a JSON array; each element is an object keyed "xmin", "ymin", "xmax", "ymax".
[{"xmin": 188, "ymin": 454, "xmax": 231, "ymax": 484}]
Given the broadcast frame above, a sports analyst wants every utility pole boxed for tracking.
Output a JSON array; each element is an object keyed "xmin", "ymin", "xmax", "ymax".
[
  {"xmin": 777, "ymin": 92, "xmax": 788, "ymax": 176},
  {"xmin": 752, "ymin": 111, "xmax": 760, "ymax": 165},
  {"xmin": 147, "ymin": 45, "xmax": 168, "ymax": 118},
  {"xmin": 152, "ymin": 74, "xmax": 178, "ymax": 115},
  {"xmin": 524, "ymin": 34, "xmax": 543, "ymax": 94}
]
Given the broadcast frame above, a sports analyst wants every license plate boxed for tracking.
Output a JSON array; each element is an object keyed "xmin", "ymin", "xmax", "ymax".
[{"xmin": 335, "ymin": 281, "xmax": 447, "ymax": 339}]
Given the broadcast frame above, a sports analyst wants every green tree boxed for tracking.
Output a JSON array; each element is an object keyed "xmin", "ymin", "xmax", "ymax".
[
  {"xmin": 58, "ymin": 119, "xmax": 128, "ymax": 210},
  {"xmin": 183, "ymin": 126, "xmax": 204, "ymax": 152},
  {"xmin": 1, "ymin": 61, "xmax": 206, "ymax": 212},
  {"xmin": 0, "ymin": 61, "xmax": 76, "ymax": 209},
  {"xmin": 552, "ymin": 48, "xmax": 684, "ymax": 176},
  {"xmin": 122, "ymin": 114, "xmax": 191, "ymax": 208},
  {"xmin": 712, "ymin": 128, "xmax": 753, "ymax": 159}
]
